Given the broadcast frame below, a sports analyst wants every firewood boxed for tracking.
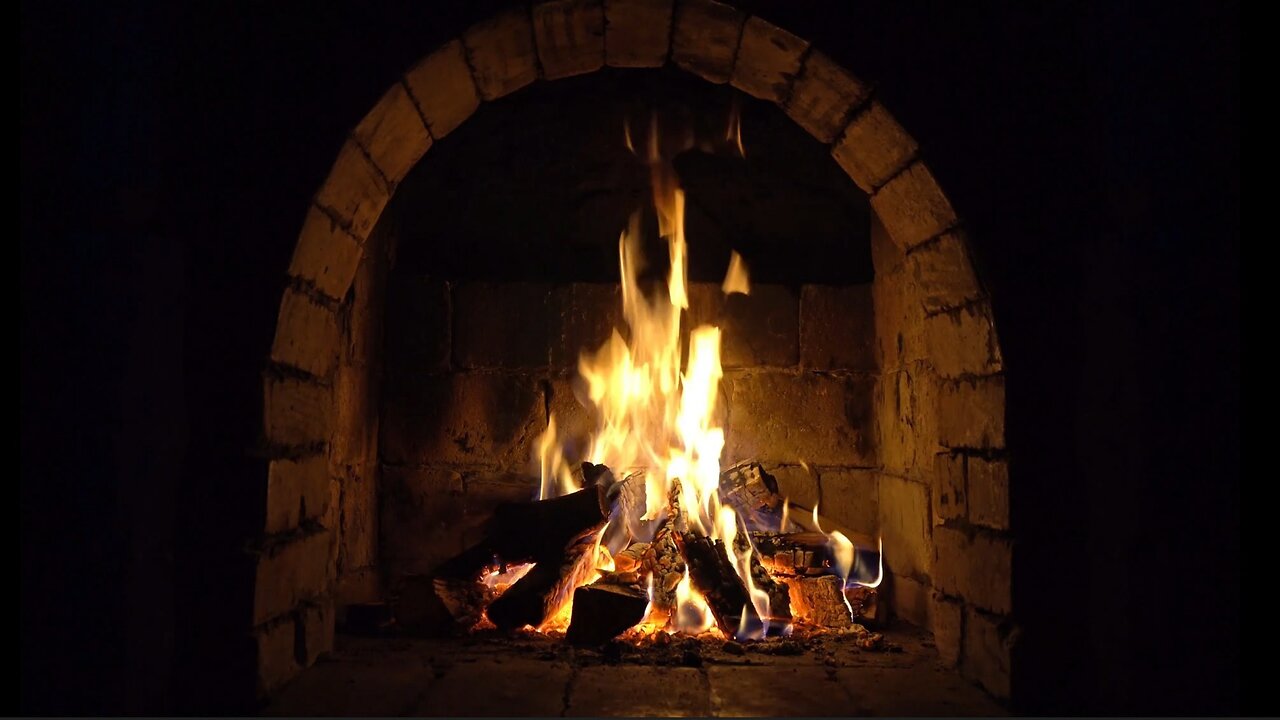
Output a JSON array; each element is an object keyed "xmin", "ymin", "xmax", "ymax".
[
  {"xmin": 394, "ymin": 575, "xmax": 493, "ymax": 635},
  {"xmin": 732, "ymin": 530, "xmax": 791, "ymax": 621},
  {"xmin": 784, "ymin": 575, "xmax": 852, "ymax": 628},
  {"xmin": 719, "ymin": 462, "xmax": 784, "ymax": 520},
  {"xmin": 485, "ymin": 526, "xmax": 603, "ymax": 631},
  {"xmin": 750, "ymin": 531, "xmax": 881, "ymax": 580},
  {"xmin": 433, "ymin": 485, "xmax": 608, "ymax": 579},
  {"xmin": 679, "ymin": 533, "xmax": 751, "ymax": 633},
  {"xmin": 566, "ymin": 582, "xmax": 650, "ymax": 645},
  {"xmin": 845, "ymin": 585, "xmax": 880, "ymax": 624},
  {"xmin": 640, "ymin": 480, "xmax": 686, "ymax": 612},
  {"xmin": 614, "ymin": 542, "xmax": 649, "ymax": 572}
]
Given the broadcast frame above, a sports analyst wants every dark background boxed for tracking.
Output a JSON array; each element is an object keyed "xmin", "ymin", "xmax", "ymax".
[{"xmin": 21, "ymin": 0, "xmax": 1240, "ymax": 714}]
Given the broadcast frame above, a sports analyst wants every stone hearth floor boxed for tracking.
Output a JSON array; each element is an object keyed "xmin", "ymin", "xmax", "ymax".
[{"xmin": 264, "ymin": 625, "xmax": 1004, "ymax": 717}]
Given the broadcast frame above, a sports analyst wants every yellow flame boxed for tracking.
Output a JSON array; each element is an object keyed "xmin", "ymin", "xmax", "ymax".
[
  {"xmin": 722, "ymin": 251, "xmax": 750, "ymax": 295},
  {"xmin": 537, "ymin": 415, "xmax": 579, "ymax": 501},
  {"xmin": 674, "ymin": 568, "xmax": 715, "ymax": 633}
]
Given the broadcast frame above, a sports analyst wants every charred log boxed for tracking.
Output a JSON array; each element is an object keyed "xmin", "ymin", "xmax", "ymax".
[
  {"xmin": 566, "ymin": 582, "xmax": 650, "ymax": 646},
  {"xmin": 679, "ymin": 533, "xmax": 751, "ymax": 633},
  {"xmin": 719, "ymin": 462, "xmax": 784, "ymax": 520},
  {"xmin": 784, "ymin": 575, "xmax": 853, "ymax": 628},
  {"xmin": 485, "ymin": 526, "xmax": 604, "ymax": 631},
  {"xmin": 640, "ymin": 480, "xmax": 686, "ymax": 612}
]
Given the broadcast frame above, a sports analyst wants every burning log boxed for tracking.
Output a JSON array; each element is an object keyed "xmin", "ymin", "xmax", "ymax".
[
  {"xmin": 614, "ymin": 542, "xmax": 649, "ymax": 572},
  {"xmin": 433, "ymin": 485, "xmax": 608, "ymax": 579},
  {"xmin": 679, "ymin": 533, "xmax": 751, "ymax": 633},
  {"xmin": 845, "ymin": 586, "xmax": 880, "ymax": 624},
  {"xmin": 735, "ymin": 532, "xmax": 791, "ymax": 622},
  {"xmin": 641, "ymin": 480, "xmax": 687, "ymax": 613},
  {"xmin": 394, "ymin": 575, "xmax": 493, "ymax": 635},
  {"xmin": 719, "ymin": 462, "xmax": 784, "ymax": 520},
  {"xmin": 566, "ymin": 582, "xmax": 649, "ymax": 646},
  {"xmin": 486, "ymin": 526, "xmax": 603, "ymax": 631},
  {"xmin": 784, "ymin": 575, "xmax": 852, "ymax": 629},
  {"xmin": 751, "ymin": 531, "xmax": 881, "ymax": 580}
]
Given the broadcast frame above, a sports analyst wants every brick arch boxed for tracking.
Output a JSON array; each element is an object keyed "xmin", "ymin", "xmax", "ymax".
[{"xmin": 259, "ymin": 0, "xmax": 1010, "ymax": 700}]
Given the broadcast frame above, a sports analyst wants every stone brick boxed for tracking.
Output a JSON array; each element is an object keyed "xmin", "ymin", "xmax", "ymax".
[
  {"xmin": 936, "ymin": 375, "xmax": 1005, "ymax": 449},
  {"xmin": 800, "ymin": 284, "xmax": 875, "ymax": 371},
  {"xmin": 730, "ymin": 16, "xmax": 808, "ymax": 103},
  {"xmin": 878, "ymin": 473, "xmax": 931, "ymax": 580},
  {"xmin": 334, "ymin": 567, "xmax": 380, "ymax": 607},
  {"xmin": 380, "ymin": 467, "xmax": 467, "ymax": 576},
  {"xmin": 331, "ymin": 359, "xmax": 378, "ymax": 470},
  {"xmin": 534, "ymin": 0, "xmax": 605, "ymax": 80},
  {"xmin": 299, "ymin": 596, "xmax": 334, "ymax": 665},
  {"xmin": 289, "ymin": 205, "xmax": 363, "ymax": 302},
  {"xmin": 266, "ymin": 455, "xmax": 331, "ymax": 534},
  {"xmin": 784, "ymin": 50, "xmax": 869, "ymax": 143},
  {"xmin": 931, "ymin": 452, "xmax": 966, "ymax": 525},
  {"xmin": 380, "ymin": 372, "xmax": 545, "ymax": 468},
  {"xmin": 925, "ymin": 302, "xmax": 1003, "ymax": 379},
  {"xmin": 832, "ymin": 101, "xmax": 919, "ymax": 193},
  {"xmin": 404, "ymin": 40, "xmax": 481, "ymax": 139},
  {"xmin": 604, "ymin": 0, "xmax": 673, "ymax": 67},
  {"xmin": 463, "ymin": 8, "xmax": 540, "ymax": 101},
  {"xmin": 313, "ymin": 138, "xmax": 390, "ymax": 242},
  {"xmin": 551, "ymin": 283, "xmax": 624, "ymax": 369},
  {"xmin": 688, "ymin": 282, "xmax": 798, "ymax": 368},
  {"xmin": 671, "ymin": 0, "xmax": 745, "ymax": 84},
  {"xmin": 873, "ymin": 268, "xmax": 926, "ymax": 372},
  {"xmin": 819, "ymin": 468, "xmax": 877, "ymax": 537},
  {"xmin": 933, "ymin": 526, "xmax": 1011, "ymax": 614},
  {"xmin": 889, "ymin": 573, "xmax": 930, "ymax": 628},
  {"xmin": 339, "ymin": 466, "xmax": 378, "ymax": 573},
  {"xmin": 870, "ymin": 161, "xmax": 958, "ymax": 251},
  {"xmin": 263, "ymin": 375, "xmax": 332, "ymax": 448},
  {"xmin": 271, "ymin": 289, "xmax": 339, "ymax": 378},
  {"xmin": 571, "ymin": 665, "xmax": 710, "ymax": 716},
  {"xmin": 254, "ymin": 529, "xmax": 334, "ymax": 624},
  {"xmin": 255, "ymin": 617, "xmax": 299, "ymax": 696},
  {"xmin": 931, "ymin": 591, "xmax": 963, "ymax": 667},
  {"xmin": 968, "ymin": 457, "xmax": 1009, "ymax": 530},
  {"xmin": 725, "ymin": 372, "xmax": 875, "ymax": 466},
  {"xmin": 352, "ymin": 82, "xmax": 432, "ymax": 185},
  {"xmin": 768, "ymin": 464, "xmax": 818, "ymax": 509},
  {"xmin": 710, "ymin": 666, "xmax": 851, "ymax": 718},
  {"xmin": 547, "ymin": 376, "xmax": 599, "ymax": 464},
  {"xmin": 425, "ymin": 659, "xmax": 573, "ymax": 717},
  {"xmin": 874, "ymin": 366, "xmax": 939, "ymax": 476},
  {"xmin": 452, "ymin": 282, "xmax": 551, "ymax": 368},
  {"xmin": 962, "ymin": 608, "xmax": 1015, "ymax": 700},
  {"xmin": 907, "ymin": 230, "xmax": 983, "ymax": 314},
  {"xmin": 384, "ymin": 276, "xmax": 450, "ymax": 378}
]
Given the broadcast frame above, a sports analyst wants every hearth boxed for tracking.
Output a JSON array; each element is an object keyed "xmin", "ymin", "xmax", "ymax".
[{"xmin": 256, "ymin": 0, "xmax": 1014, "ymax": 712}]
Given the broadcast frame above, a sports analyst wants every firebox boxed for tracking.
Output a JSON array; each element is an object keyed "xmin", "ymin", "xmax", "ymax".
[{"xmin": 257, "ymin": 1, "xmax": 1012, "ymax": 715}]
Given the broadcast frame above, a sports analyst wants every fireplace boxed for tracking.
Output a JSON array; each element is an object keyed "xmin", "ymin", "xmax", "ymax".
[{"xmin": 256, "ymin": 0, "xmax": 1012, "ymax": 712}]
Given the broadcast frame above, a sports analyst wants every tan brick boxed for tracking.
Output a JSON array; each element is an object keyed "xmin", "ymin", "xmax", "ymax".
[
  {"xmin": 832, "ymin": 102, "xmax": 918, "ymax": 193},
  {"xmin": 730, "ymin": 16, "xmax": 808, "ymax": 102},
  {"xmin": 289, "ymin": 206, "xmax": 363, "ymax": 302},
  {"xmin": 255, "ymin": 617, "xmax": 299, "ymax": 696},
  {"xmin": 819, "ymin": 468, "xmax": 877, "ymax": 537},
  {"xmin": 671, "ymin": 0, "xmax": 745, "ymax": 84},
  {"xmin": 889, "ymin": 573, "xmax": 930, "ymax": 627},
  {"xmin": 339, "ymin": 467, "xmax": 378, "ymax": 573},
  {"xmin": 877, "ymin": 473, "xmax": 931, "ymax": 580},
  {"xmin": 254, "ymin": 530, "xmax": 334, "ymax": 624},
  {"xmin": 936, "ymin": 376, "xmax": 1005, "ymax": 449},
  {"xmin": 380, "ymin": 467, "xmax": 467, "ymax": 577},
  {"xmin": 907, "ymin": 231, "xmax": 983, "ymax": 314},
  {"xmin": 313, "ymin": 138, "xmax": 390, "ymax": 241},
  {"xmin": 932, "ymin": 452, "xmax": 966, "ymax": 525},
  {"xmin": 768, "ymin": 464, "xmax": 818, "ymax": 509},
  {"xmin": 604, "ymin": 0, "xmax": 673, "ymax": 67},
  {"xmin": 334, "ymin": 567, "xmax": 381, "ymax": 607},
  {"xmin": 453, "ymin": 282, "xmax": 551, "ymax": 369},
  {"xmin": 784, "ymin": 51, "xmax": 869, "ymax": 143},
  {"xmin": 331, "ymin": 360, "xmax": 378, "ymax": 470},
  {"xmin": 961, "ymin": 608, "xmax": 1015, "ymax": 700},
  {"xmin": 925, "ymin": 302, "xmax": 1003, "ymax": 379},
  {"xmin": 263, "ymin": 375, "xmax": 332, "ymax": 447},
  {"xmin": 930, "ymin": 592, "xmax": 963, "ymax": 667},
  {"xmin": 968, "ymin": 457, "xmax": 1009, "ymax": 530},
  {"xmin": 404, "ymin": 40, "xmax": 481, "ymax": 138},
  {"xmin": 464, "ymin": 8, "xmax": 540, "ymax": 100},
  {"xmin": 352, "ymin": 82, "xmax": 432, "ymax": 185},
  {"xmin": 380, "ymin": 372, "xmax": 546, "ymax": 469},
  {"xmin": 688, "ymin": 282, "xmax": 798, "ymax": 368},
  {"xmin": 874, "ymin": 366, "xmax": 940, "ymax": 477},
  {"xmin": 726, "ymin": 372, "xmax": 875, "ymax": 466},
  {"xmin": 300, "ymin": 596, "xmax": 334, "ymax": 665},
  {"xmin": 266, "ymin": 455, "xmax": 331, "ymax": 534},
  {"xmin": 534, "ymin": 0, "xmax": 605, "ymax": 80},
  {"xmin": 551, "ymin": 283, "xmax": 624, "ymax": 369},
  {"xmin": 800, "ymin": 284, "xmax": 875, "ymax": 371},
  {"xmin": 270, "ymin": 289, "xmax": 339, "ymax": 378},
  {"xmin": 933, "ymin": 526, "xmax": 1011, "ymax": 614},
  {"xmin": 870, "ymin": 161, "xmax": 958, "ymax": 251}
]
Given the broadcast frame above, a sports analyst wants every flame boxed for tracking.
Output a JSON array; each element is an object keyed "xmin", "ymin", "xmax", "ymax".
[
  {"xmin": 674, "ymin": 569, "xmax": 715, "ymax": 633},
  {"xmin": 722, "ymin": 251, "xmax": 751, "ymax": 296},
  {"xmin": 537, "ymin": 416, "xmax": 579, "ymax": 500},
  {"xmin": 726, "ymin": 98, "xmax": 745, "ymax": 157}
]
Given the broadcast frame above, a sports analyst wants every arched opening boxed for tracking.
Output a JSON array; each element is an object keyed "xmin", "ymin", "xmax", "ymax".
[{"xmin": 257, "ymin": 0, "xmax": 1010, "ymax": 710}]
